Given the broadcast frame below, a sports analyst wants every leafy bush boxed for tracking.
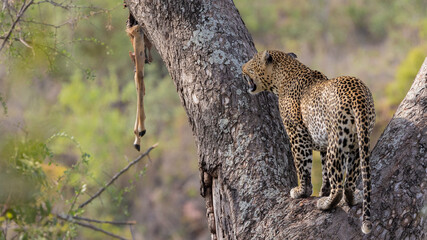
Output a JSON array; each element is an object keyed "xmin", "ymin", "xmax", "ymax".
[
  {"xmin": 0, "ymin": 133, "xmax": 90, "ymax": 239},
  {"xmin": 386, "ymin": 46, "xmax": 426, "ymax": 106}
]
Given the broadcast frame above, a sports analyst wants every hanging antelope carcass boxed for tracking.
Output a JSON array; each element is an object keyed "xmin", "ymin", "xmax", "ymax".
[{"xmin": 126, "ymin": 21, "xmax": 152, "ymax": 151}]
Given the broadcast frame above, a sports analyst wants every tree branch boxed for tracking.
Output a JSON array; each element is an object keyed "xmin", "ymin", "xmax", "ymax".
[
  {"xmin": 69, "ymin": 215, "xmax": 136, "ymax": 225},
  {"xmin": 0, "ymin": 36, "xmax": 20, "ymax": 41},
  {"xmin": 20, "ymin": 19, "xmax": 71, "ymax": 29},
  {"xmin": 0, "ymin": 0, "xmax": 34, "ymax": 53},
  {"xmin": 34, "ymin": 0, "xmax": 71, "ymax": 10},
  {"xmin": 127, "ymin": 1, "xmax": 426, "ymax": 238},
  {"xmin": 78, "ymin": 144, "xmax": 158, "ymax": 209},
  {"xmin": 56, "ymin": 214, "xmax": 128, "ymax": 240}
]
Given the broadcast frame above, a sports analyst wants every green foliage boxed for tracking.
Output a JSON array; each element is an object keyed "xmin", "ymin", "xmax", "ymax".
[
  {"xmin": 1, "ymin": 0, "xmax": 125, "ymax": 81},
  {"xmin": 386, "ymin": 46, "xmax": 426, "ymax": 106},
  {"xmin": 1, "ymin": 0, "xmax": 426, "ymax": 239},
  {"xmin": 2, "ymin": 0, "xmax": 180, "ymax": 237},
  {"xmin": 0, "ymin": 133, "xmax": 90, "ymax": 239},
  {"xmin": 0, "ymin": 93, "xmax": 7, "ymax": 115},
  {"xmin": 420, "ymin": 19, "xmax": 427, "ymax": 40},
  {"xmin": 346, "ymin": 1, "xmax": 389, "ymax": 41},
  {"xmin": 236, "ymin": 0, "xmax": 426, "ymax": 51},
  {"xmin": 57, "ymin": 70, "xmax": 130, "ymax": 171}
]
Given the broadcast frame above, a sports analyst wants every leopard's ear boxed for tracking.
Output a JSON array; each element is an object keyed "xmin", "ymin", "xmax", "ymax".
[
  {"xmin": 287, "ymin": 52, "xmax": 297, "ymax": 59},
  {"xmin": 263, "ymin": 50, "xmax": 273, "ymax": 65}
]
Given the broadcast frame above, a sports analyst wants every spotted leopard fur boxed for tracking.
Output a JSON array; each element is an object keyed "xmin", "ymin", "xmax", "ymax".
[{"xmin": 242, "ymin": 50, "xmax": 375, "ymax": 234}]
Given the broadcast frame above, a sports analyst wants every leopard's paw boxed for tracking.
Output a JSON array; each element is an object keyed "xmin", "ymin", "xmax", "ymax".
[
  {"xmin": 317, "ymin": 196, "xmax": 332, "ymax": 210},
  {"xmin": 344, "ymin": 188, "xmax": 362, "ymax": 206},
  {"xmin": 317, "ymin": 191, "xmax": 342, "ymax": 210},
  {"xmin": 290, "ymin": 186, "xmax": 312, "ymax": 199}
]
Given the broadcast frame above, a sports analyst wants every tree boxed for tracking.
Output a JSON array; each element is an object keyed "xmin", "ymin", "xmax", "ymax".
[{"xmin": 126, "ymin": 0, "xmax": 426, "ymax": 239}]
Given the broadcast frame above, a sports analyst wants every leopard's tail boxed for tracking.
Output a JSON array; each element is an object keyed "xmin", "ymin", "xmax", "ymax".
[
  {"xmin": 355, "ymin": 116, "xmax": 372, "ymax": 234},
  {"xmin": 352, "ymin": 80, "xmax": 375, "ymax": 234}
]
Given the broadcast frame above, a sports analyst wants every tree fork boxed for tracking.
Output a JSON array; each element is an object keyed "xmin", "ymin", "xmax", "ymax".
[{"xmin": 126, "ymin": 0, "xmax": 426, "ymax": 239}]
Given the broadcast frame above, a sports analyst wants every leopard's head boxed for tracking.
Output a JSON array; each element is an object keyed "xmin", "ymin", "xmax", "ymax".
[
  {"xmin": 242, "ymin": 50, "xmax": 299, "ymax": 95},
  {"xmin": 241, "ymin": 50, "xmax": 275, "ymax": 95}
]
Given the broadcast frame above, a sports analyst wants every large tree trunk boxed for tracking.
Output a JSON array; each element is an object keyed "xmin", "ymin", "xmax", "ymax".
[
  {"xmin": 366, "ymin": 58, "xmax": 426, "ymax": 239},
  {"xmin": 126, "ymin": 1, "xmax": 426, "ymax": 239}
]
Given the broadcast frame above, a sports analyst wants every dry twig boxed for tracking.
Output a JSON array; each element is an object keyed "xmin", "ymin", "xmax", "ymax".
[
  {"xmin": 78, "ymin": 144, "xmax": 158, "ymax": 209},
  {"xmin": 72, "ymin": 216, "xmax": 136, "ymax": 225},
  {"xmin": 0, "ymin": 0, "xmax": 35, "ymax": 53},
  {"xmin": 57, "ymin": 214, "xmax": 128, "ymax": 240}
]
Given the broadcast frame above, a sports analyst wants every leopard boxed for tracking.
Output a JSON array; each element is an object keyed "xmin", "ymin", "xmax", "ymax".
[{"xmin": 242, "ymin": 50, "xmax": 375, "ymax": 234}]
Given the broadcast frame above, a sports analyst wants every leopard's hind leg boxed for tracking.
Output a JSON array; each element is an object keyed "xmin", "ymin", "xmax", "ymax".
[
  {"xmin": 344, "ymin": 138, "xmax": 362, "ymax": 206},
  {"xmin": 317, "ymin": 128, "xmax": 345, "ymax": 210},
  {"xmin": 319, "ymin": 151, "xmax": 330, "ymax": 197}
]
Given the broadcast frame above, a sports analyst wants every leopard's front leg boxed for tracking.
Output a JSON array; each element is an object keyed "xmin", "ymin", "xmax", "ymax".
[{"xmin": 289, "ymin": 136, "xmax": 313, "ymax": 199}]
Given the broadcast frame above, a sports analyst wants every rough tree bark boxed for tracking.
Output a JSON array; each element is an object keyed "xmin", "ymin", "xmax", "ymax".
[{"xmin": 126, "ymin": 1, "xmax": 426, "ymax": 239}]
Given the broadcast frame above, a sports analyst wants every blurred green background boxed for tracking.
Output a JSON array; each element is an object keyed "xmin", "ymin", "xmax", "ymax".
[{"xmin": 0, "ymin": 0, "xmax": 426, "ymax": 239}]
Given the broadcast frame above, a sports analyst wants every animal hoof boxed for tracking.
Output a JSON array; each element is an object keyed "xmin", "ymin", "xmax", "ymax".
[
  {"xmin": 139, "ymin": 130, "xmax": 146, "ymax": 137},
  {"xmin": 134, "ymin": 144, "xmax": 140, "ymax": 152}
]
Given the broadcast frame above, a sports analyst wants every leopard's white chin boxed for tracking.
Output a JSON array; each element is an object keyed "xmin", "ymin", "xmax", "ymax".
[
  {"xmin": 243, "ymin": 74, "xmax": 257, "ymax": 94},
  {"xmin": 247, "ymin": 85, "xmax": 257, "ymax": 94}
]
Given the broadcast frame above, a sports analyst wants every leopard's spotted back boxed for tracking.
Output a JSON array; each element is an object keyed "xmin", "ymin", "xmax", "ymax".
[{"xmin": 242, "ymin": 50, "xmax": 376, "ymax": 234}]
